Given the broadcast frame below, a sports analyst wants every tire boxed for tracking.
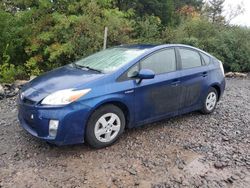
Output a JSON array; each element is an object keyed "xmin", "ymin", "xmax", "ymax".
[
  {"xmin": 85, "ymin": 104, "xmax": 125, "ymax": 148},
  {"xmin": 201, "ymin": 87, "xmax": 218, "ymax": 114}
]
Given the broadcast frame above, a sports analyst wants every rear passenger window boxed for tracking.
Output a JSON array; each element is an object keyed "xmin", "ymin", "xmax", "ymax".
[
  {"xmin": 179, "ymin": 48, "xmax": 202, "ymax": 69},
  {"xmin": 140, "ymin": 49, "xmax": 176, "ymax": 74},
  {"xmin": 200, "ymin": 53, "xmax": 210, "ymax": 65}
]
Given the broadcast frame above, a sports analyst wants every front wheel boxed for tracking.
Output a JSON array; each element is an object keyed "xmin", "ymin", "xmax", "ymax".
[
  {"xmin": 85, "ymin": 104, "xmax": 125, "ymax": 148},
  {"xmin": 201, "ymin": 87, "xmax": 218, "ymax": 114}
]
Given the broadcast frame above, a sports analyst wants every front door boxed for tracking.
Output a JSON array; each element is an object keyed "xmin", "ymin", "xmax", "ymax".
[{"xmin": 133, "ymin": 48, "xmax": 182, "ymax": 124}]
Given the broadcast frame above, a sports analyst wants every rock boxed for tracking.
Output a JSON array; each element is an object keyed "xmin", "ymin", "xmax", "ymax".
[
  {"xmin": 237, "ymin": 172, "xmax": 246, "ymax": 179},
  {"xmin": 0, "ymin": 83, "xmax": 20, "ymax": 99},
  {"xmin": 178, "ymin": 162, "xmax": 184, "ymax": 170},
  {"xmin": 225, "ymin": 72, "xmax": 247, "ymax": 78},
  {"xmin": 225, "ymin": 177, "xmax": 234, "ymax": 184},
  {"xmin": 14, "ymin": 80, "xmax": 29, "ymax": 88},
  {"xmin": 0, "ymin": 84, "xmax": 4, "ymax": 95},
  {"xmin": 13, "ymin": 152, "xmax": 20, "ymax": 161},
  {"xmin": 30, "ymin": 75, "xmax": 37, "ymax": 81},
  {"xmin": 0, "ymin": 85, "xmax": 4, "ymax": 100},
  {"xmin": 14, "ymin": 87, "xmax": 19, "ymax": 94},
  {"xmin": 0, "ymin": 77, "xmax": 250, "ymax": 187},
  {"xmin": 182, "ymin": 179, "xmax": 189, "ymax": 186},
  {"xmin": 231, "ymin": 175, "xmax": 239, "ymax": 181},
  {"xmin": 214, "ymin": 162, "xmax": 226, "ymax": 169},
  {"xmin": 134, "ymin": 181, "xmax": 140, "ymax": 186},
  {"xmin": 221, "ymin": 136, "xmax": 230, "ymax": 142},
  {"xmin": 127, "ymin": 168, "xmax": 137, "ymax": 175}
]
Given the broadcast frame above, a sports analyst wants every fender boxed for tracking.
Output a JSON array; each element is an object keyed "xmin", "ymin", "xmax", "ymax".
[{"xmin": 80, "ymin": 93, "xmax": 135, "ymax": 129}]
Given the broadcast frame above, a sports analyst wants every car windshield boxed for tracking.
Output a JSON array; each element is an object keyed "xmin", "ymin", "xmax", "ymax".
[{"xmin": 74, "ymin": 47, "xmax": 148, "ymax": 73}]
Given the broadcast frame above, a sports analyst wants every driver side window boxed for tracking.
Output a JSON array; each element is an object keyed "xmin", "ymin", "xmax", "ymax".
[
  {"xmin": 127, "ymin": 64, "xmax": 139, "ymax": 78},
  {"xmin": 118, "ymin": 48, "xmax": 177, "ymax": 82},
  {"xmin": 140, "ymin": 48, "xmax": 176, "ymax": 74}
]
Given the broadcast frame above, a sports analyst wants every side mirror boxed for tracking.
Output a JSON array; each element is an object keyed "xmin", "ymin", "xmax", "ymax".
[{"xmin": 135, "ymin": 69, "xmax": 155, "ymax": 83}]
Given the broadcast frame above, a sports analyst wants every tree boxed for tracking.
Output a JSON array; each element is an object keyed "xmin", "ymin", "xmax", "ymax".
[
  {"xmin": 113, "ymin": 0, "xmax": 203, "ymax": 26},
  {"xmin": 0, "ymin": 0, "xmax": 250, "ymax": 83},
  {"xmin": 203, "ymin": 0, "xmax": 225, "ymax": 24},
  {"xmin": 175, "ymin": 0, "xmax": 203, "ymax": 10},
  {"xmin": 224, "ymin": 2, "xmax": 244, "ymax": 25}
]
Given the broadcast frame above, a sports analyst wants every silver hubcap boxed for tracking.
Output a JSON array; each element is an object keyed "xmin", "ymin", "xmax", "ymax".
[
  {"xmin": 206, "ymin": 92, "xmax": 217, "ymax": 111},
  {"xmin": 94, "ymin": 113, "xmax": 121, "ymax": 143}
]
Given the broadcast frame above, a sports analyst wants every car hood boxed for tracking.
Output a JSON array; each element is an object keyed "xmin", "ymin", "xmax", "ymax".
[{"xmin": 22, "ymin": 65, "xmax": 105, "ymax": 102}]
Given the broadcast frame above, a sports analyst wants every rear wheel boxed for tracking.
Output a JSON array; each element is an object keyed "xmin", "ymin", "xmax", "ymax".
[
  {"xmin": 201, "ymin": 87, "xmax": 218, "ymax": 114},
  {"xmin": 85, "ymin": 104, "xmax": 125, "ymax": 148}
]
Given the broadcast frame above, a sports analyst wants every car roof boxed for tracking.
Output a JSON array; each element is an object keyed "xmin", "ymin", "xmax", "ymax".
[
  {"xmin": 117, "ymin": 44, "xmax": 213, "ymax": 58},
  {"xmin": 118, "ymin": 44, "xmax": 198, "ymax": 50},
  {"xmin": 118, "ymin": 44, "xmax": 158, "ymax": 49}
]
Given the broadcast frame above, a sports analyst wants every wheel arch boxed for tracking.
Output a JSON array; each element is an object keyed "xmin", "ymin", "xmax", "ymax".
[
  {"xmin": 210, "ymin": 84, "xmax": 221, "ymax": 101},
  {"xmin": 87, "ymin": 99, "xmax": 131, "ymax": 129}
]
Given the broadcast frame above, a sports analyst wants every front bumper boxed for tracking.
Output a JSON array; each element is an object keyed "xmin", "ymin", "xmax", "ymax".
[{"xmin": 18, "ymin": 100, "xmax": 92, "ymax": 145}]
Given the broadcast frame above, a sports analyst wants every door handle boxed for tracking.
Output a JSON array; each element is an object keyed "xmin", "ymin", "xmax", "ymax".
[
  {"xmin": 201, "ymin": 72, "xmax": 208, "ymax": 77},
  {"xmin": 171, "ymin": 80, "xmax": 181, "ymax": 86}
]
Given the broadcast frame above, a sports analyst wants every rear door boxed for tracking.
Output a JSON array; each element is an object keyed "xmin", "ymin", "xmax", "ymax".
[
  {"xmin": 133, "ymin": 48, "xmax": 182, "ymax": 123},
  {"xmin": 177, "ymin": 47, "xmax": 211, "ymax": 112}
]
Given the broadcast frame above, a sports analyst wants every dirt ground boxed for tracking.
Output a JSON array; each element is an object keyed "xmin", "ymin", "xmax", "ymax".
[{"xmin": 0, "ymin": 77, "xmax": 249, "ymax": 188}]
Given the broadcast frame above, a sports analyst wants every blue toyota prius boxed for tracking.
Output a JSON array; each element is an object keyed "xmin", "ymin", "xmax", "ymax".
[{"xmin": 18, "ymin": 44, "xmax": 225, "ymax": 148}]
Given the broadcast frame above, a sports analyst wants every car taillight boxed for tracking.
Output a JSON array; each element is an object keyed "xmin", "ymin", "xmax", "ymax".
[{"xmin": 219, "ymin": 60, "xmax": 225, "ymax": 77}]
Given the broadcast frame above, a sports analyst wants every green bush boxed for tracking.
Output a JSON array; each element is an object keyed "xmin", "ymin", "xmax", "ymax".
[
  {"xmin": 0, "ymin": 63, "xmax": 16, "ymax": 83},
  {"xmin": 211, "ymin": 27, "xmax": 250, "ymax": 72},
  {"xmin": 164, "ymin": 18, "xmax": 250, "ymax": 72},
  {"xmin": 0, "ymin": 1, "xmax": 250, "ymax": 83},
  {"xmin": 0, "ymin": 63, "xmax": 27, "ymax": 83}
]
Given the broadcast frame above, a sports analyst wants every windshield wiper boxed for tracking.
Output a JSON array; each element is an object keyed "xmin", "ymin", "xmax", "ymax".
[{"xmin": 72, "ymin": 63, "xmax": 103, "ymax": 73}]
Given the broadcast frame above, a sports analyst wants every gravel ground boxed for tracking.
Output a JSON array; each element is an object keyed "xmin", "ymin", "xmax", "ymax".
[{"xmin": 0, "ymin": 77, "xmax": 249, "ymax": 188}]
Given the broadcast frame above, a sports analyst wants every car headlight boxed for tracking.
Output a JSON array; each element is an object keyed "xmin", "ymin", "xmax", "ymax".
[{"xmin": 41, "ymin": 88, "xmax": 91, "ymax": 105}]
